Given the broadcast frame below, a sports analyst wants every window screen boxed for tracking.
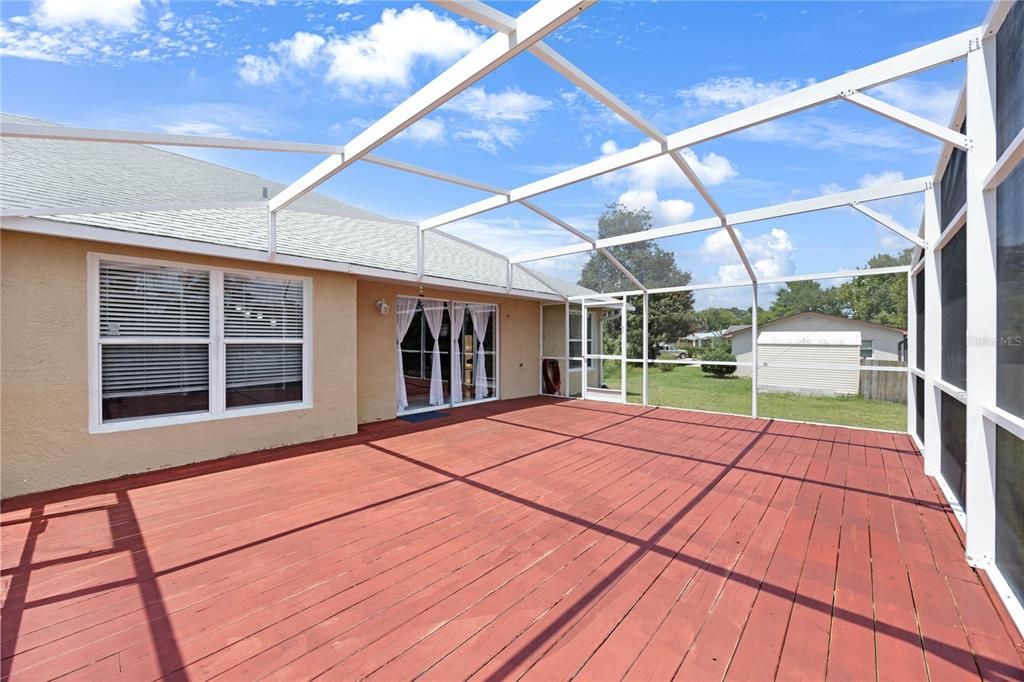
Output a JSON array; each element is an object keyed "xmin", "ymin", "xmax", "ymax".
[
  {"xmin": 941, "ymin": 228, "xmax": 967, "ymax": 389},
  {"xmin": 996, "ymin": 426, "xmax": 1024, "ymax": 607},
  {"xmin": 996, "ymin": 2, "xmax": 1024, "ymax": 419},
  {"xmin": 940, "ymin": 120, "xmax": 967, "ymax": 230},
  {"xmin": 940, "ymin": 392, "xmax": 967, "ymax": 510},
  {"xmin": 915, "ymin": 270, "xmax": 925, "ymax": 371},
  {"xmin": 915, "ymin": 376, "xmax": 925, "ymax": 444}
]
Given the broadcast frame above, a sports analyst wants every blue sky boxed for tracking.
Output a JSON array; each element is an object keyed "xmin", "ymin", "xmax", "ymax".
[{"xmin": 0, "ymin": 0, "xmax": 989, "ymax": 306}]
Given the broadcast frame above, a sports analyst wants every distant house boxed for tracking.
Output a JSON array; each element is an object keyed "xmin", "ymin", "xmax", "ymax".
[
  {"xmin": 681, "ymin": 330, "xmax": 722, "ymax": 348},
  {"xmin": 724, "ymin": 312, "xmax": 908, "ymax": 386}
]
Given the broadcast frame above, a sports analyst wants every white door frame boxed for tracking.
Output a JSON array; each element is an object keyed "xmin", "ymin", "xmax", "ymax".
[
  {"xmin": 396, "ymin": 295, "xmax": 500, "ymax": 416},
  {"xmin": 581, "ymin": 297, "xmax": 627, "ymax": 403}
]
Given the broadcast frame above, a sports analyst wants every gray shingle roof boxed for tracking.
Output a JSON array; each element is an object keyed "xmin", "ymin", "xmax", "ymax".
[{"xmin": 0, "ymin": 113, "xmax": 583, "ymax": 299}]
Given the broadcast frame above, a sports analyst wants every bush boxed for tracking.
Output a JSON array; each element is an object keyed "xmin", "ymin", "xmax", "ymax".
[
  {"xmin": 657, "ymin": 362, "xmax": 674, "ymax": 373},
  {"xmin": 699, "ymin": 347, "xmax": 737, "ymax": 377}
]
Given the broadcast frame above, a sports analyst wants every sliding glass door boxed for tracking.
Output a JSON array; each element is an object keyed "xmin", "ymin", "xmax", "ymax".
[{"xmin": 397, "ymin": 296, "xmax": 497, "ymax": 414}]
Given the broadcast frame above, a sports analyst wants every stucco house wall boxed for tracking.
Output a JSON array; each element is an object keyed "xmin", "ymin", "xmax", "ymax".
[
  {"xmin": 1, "ymin": 230, "xmax": 360, "ymax": 498},
  {"xmin": 728, "ymin": 312, "xmax": 906, "ymax": 377},
  {"xmin": 1, "ymin": 231, "xmax": 550, "ymax": 498}
]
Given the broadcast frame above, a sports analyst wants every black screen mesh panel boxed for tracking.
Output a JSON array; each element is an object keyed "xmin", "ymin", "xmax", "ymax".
[
  {"xmin": 916, "ymin": 271, "xmax": 925, "ymax": 372},
  {"xmin": 940, "ymin": 392, "xmax": 967, "ymax": 510},
  {"xmin": 940, "ymin": 120, "xmax": 967, "ymax": 230},
  {"xmin": 997, "ymin": 1, "xmax": 1024, "ymax": 157},
  {"xmin": 996, "ymin": 427, "xmax": 1024, "ymax": 607},
  {"xmin": 996, "ymin": 2, "xmax": 1024, "ymax": 419},
  {"xmin": 941, "ymin": 228, "xmax": 967, "ymax": 389},
  {"xmin": 915, "ymin": 376, "xmax": 925, "ymax": 443}
]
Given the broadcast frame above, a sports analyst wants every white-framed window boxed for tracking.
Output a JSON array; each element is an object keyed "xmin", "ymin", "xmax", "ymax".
[
  {"xmin": 88, "ymin": 253, "xmax": 312, "ymax": 432},
  {"xmin": 860, "ymin": 339, "xmax": 874, "ymax": 360}
]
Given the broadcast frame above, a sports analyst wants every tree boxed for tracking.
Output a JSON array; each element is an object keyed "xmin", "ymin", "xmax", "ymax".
[
  {"xmin": 763, "ymin": 280, "xmax": 845, "ymax": 322},
  {"xmin": 838, "ymin": 249, "xmax": 912, "ymax": 329},
  {"xmin": 578, "ymin": 204, "xmax": 697, "ymax": 358},
  {"xmin": 699, "ymin": 307, "xmax": 751, "ymax": 332}
]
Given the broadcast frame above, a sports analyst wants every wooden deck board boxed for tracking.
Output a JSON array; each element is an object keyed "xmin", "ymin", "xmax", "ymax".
[{"xmin": 1, "ymin": 397, "xmax": 1021, "ymax": 681}]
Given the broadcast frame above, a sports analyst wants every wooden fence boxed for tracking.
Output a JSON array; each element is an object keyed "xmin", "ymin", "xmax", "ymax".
[{"xmin": 859, "ymin": 359, "xmax": 907, "ymax": 403}]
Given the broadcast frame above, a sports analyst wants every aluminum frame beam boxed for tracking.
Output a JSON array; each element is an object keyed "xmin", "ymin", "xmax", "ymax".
[
  {"xmin": 0, "ymin": 122, "xmax": 345, "ymax": 154},
  {"xmin": 842, "ymin": 91, "xmax": 972, "ymax": 150},
  {"xmin": 849, "ymin": 201, "xmax": 928, "ymax": 248},
  {"xmin": 983, "ymin": 124, "xmax": 1024, "ymax": 190},
  {"xmin": 510, "ymin": 176, "xmax": 930, "ymax": 264},
  {"xmin": 418, "ymin": 26, "xmax": 981, "ymax": 231},
  {"xmin": 435, "ymin": 0, "xmax": 755, "ymax": 283},
  {"xmin": 269, "ymin": 0, "xmax": 594, "ymax": 213},
  {"xmin": 0, "ymin": 122, "xmax": 512, "ymax": 197}
]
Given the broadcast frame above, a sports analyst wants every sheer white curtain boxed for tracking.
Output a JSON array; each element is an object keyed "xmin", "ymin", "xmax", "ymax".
[
  {"xmin": 395, "ymin": 297, "xmax": 418, "ymax": 411},
  {"xmin": 421, "ymin": 300, "xmax": 446, "ymax": 406},
  {"xmin": 450, "ymin": 303, "xmax": 466, "ymax": 404},
  {"xmin": 468, "ymin": 304, "xmax": 491, "ymax": 400}
]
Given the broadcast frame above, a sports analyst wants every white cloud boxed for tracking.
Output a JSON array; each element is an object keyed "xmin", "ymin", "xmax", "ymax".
[
  {"xmin": 658, "ymin": 198, "xmax": 697, "ymax": 224},
  {"xmin": 238, "ymin": 54, "xmax": 282, "ymax": 85},
  {"xmin": 34, "ymin": 0, "xmax": 143, "ymax": 30},
  {"xmin": 454, "ymin": 125, "xmax": 521, "ymax": 154},
  {"xmin": 156, "ymin": 11, "xmax": 175, "ymax": 32},
  {"xmin": 441, "ymin": 86, "xmax": 552, "ymax": 153},
  {"xmin": 739, "ymin": 116, "xmax": 925, "ymax": 154},
  {"xmin": 324, "ymin": 5, "xmax": 482, "ymax": 96},
  {"xmin": 272, "ymin": 31, "xmax": 325, "ymax": 68},
  {"xmin": 593, "ymin": 139, "xmax": 737, "ymax": 226},
  {"xmin": 446, "ymin": 86, "xmax": 551, "ymax": 122},
  {"xmin": 701, "ymin": 227, "xmax": 795, "ymax": 283},
  {"xmin": 679, "ymin": 76, "xmax": 812, "ymax": 110},
  {"xmin": 1, "ymin": 5, "xmax": 222, "ymax": 64},
  {"xmin": 105, "ymin": 103, "xmax": 275, "ymax": 139},
  {"xmin": 0, "ymin": 23, "xmax": 64, "ymax": 61},
  {"xmin": 617, "ymin": 189, "xmax": 695, "ymax": 226},
  {"xmin": 158, "ymin": 121, "xmax": 234, "ymax": 137},
  {"xmin": 597, "ymin": 140, "xmax": 738, "ymax": 191},
  {"xmin": 871, "ymin": 79, "xmax": 959, "ymax": 124},
  {"xmin": 680, "ymin": 75, "xmax": 938, "ymax": 157},
  {"xmin": 441, "ymin": 215, "xmax": 588, "ymax": 260},
  {"xmin": 398, "ymin": 117, "xmax": 446, "ymax": 144},
  {"xmin": 859, "ymin": 170, "xmax": 904, "ymax": 188}
]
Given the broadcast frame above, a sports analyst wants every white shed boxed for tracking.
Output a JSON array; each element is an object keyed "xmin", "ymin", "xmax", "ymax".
[{"xmin": 757, "ymin": 330, "xmax": 861, "ymax": 397}]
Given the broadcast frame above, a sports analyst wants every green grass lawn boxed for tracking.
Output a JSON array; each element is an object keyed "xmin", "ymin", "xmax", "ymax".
[{"xmin": 603, "ymin": 363, "xmax": 906, "ymax": 432}]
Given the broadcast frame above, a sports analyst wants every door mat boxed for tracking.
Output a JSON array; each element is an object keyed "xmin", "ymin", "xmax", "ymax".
[{"xmin": 399, "ymin": 411, "xmax": 449, "ymax": 423}]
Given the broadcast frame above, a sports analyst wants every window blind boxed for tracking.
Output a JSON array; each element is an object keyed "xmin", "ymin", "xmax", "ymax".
[
  {"xmin": 101, "ymin": 344, "xmax": 209, "ymax": 397},
  {"xmin": 224, "ymin": 274, "xmax": 304, "ymax": 339},
  {"xmin": 225, "ymin": 344, "xmax": 303, "ymax": 388},
  {"xmin": 99, "ymin": 262, "xmax": 210, "ymax": 337}
]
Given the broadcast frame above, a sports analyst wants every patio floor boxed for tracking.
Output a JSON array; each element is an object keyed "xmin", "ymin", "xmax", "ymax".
[{"xmin": 2, "ymin": 397, "xmax": 1023, "ymax": 681}]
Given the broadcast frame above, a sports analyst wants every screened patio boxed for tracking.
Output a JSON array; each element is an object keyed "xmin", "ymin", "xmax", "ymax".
[{"xmin": 2, "ymin": 0, "xmax": 1023, "ymax": 677}]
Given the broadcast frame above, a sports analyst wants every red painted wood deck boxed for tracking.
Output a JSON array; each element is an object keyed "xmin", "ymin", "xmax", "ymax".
[{"xmin": 2, "ymin": 397, "xmax": 1023, "ymax": 681}]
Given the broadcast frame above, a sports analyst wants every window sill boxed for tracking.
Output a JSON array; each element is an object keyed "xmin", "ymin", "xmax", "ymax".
[{"xmin": 90, "ymin": 400, "xmax": 312, "ymax": 434}]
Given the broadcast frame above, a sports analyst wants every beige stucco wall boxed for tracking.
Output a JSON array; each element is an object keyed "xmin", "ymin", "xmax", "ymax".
[
  {"xmin": 1, "ymin": 230, "xmax": 359, "ymax": 498},
  {"xmin": 356, "ymin": 279, "xmax": 541, "ymax": 424}
]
